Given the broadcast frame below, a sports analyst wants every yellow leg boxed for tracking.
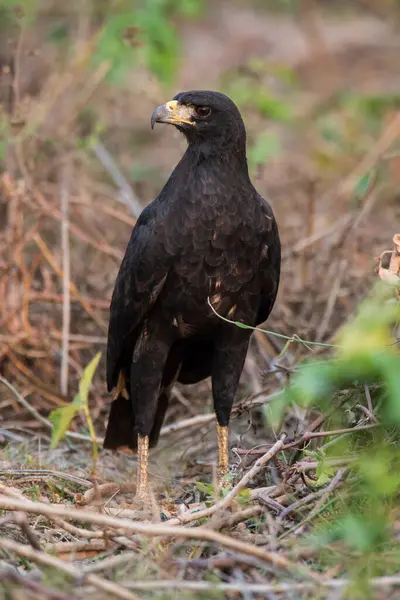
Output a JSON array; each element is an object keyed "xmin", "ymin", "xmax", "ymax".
[
  {"xmin": 217, "ymin": 424, "xmax": 229, "ymax": 484},
  {"xmin": 135, "ymin": 434, "xmax": 150, "ymax": 502}
]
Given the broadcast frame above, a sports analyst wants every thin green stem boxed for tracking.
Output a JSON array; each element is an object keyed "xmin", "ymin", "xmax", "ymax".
[{"xmin": 207, "ymin": 298, "xmax": 340, "ymax": 349}]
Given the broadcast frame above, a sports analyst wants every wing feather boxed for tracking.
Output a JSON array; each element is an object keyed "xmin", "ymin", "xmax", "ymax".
[
  {"xmin": 256, "ymin": 194, "xmax": 281, "ymax": 325},
  {"xmin": 106, "ymin": 204, "xmax": 170, "ymax": 391}
]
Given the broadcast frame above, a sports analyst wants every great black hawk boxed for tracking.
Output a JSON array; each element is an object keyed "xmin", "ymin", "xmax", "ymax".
[{"xmin": 104, "ymin": 90, "xmax": 281, "ymax": 501}]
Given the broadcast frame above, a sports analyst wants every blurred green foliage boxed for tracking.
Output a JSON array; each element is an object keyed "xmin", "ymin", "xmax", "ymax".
[
  {"xmin": 0, "ymin": 0, "xmax": 205, "ymax": 165},
  {"xmin": 275, "ymin": 283, "xmax": 400, "ymax": 420},
  {"xmin": 268, "ymin": 285, "xmax": 399, "ymax": 445},
  {"xmin": 247, "ymin": 132, "xmax": 281, "ymax": 177},
  {"xmin": 80, "ymin": 0, "xmax": 201, "ymax": 86},
  {"xmin": 221, "ymin": 61, "xmax": 295, "ymax": 120},
  {"xmin": 0, "ymin": 0, "xmax": 204, "ymax": 87},
  {"xmin": 267, "ymin": 282, "xmax": 400, "ymax": 587},
  {"xmin": 313, "ymin": 92, "xmax": 400, "ymax": 179},
  {"xmin": 221, "ymin": 61, "xmax": 295, "ymax": 174},
  {"xmin": 91, "ymin": 5, "xmax": 180, "ymax": 85}
]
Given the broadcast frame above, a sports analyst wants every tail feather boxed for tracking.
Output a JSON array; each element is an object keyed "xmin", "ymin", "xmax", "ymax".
[
  {"xmin": 103, "ymin": 392, "xmax": 170, "ymax": 451},
  {"xmin": 104, "ymin": 394, "xmax": 136, "ymax": 450},
  {"xmin": 148, "ymin": 392, "xmax": 169, "ymax": 448}
]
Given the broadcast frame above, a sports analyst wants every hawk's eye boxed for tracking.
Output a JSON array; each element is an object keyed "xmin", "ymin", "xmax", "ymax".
[{"xmin": 194, "ymin": 106, "xmax": 211, "ymax": 118}]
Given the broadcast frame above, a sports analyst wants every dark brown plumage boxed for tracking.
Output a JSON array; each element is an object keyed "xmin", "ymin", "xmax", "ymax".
[{"xmin": 104, "ymin": 90, "xmax": 280, "ymax": 499}]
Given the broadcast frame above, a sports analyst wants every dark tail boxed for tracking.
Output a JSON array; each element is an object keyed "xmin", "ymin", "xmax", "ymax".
[
  {"xmin": 104, "ymin": 393, "xmax": 137, "ymax": 450},
  {"xmin": 103, "ymin": 391, "xmax": 169, "ymax": 451}
]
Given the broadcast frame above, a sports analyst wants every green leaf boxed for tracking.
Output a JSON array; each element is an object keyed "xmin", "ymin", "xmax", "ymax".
[
  {"xmin": 195, "ymin": 482, "xmax": 214, "ymax": 497},
  {"xmin": 47, "ymin": 23, "xmax": 69, "ymax": 44},
  {"xmin": 92, "ymin": 13, "xmax": 139, "ymax": 84},
  {"xmin": 289, "ymin": 361, "xmax": 334, "ymax": 408},
  {"xmin": 221, "ymin": 486, "xmax": 230, "ymax": 498},
  {"xmin": 315, "ymin": 461, "xmax": 335, "ymax": 487},
  {"xmin": 318, "ymin": 117, "xmax": 343, "ymax": 145},
  {"xmin": 264, "ymin": 390, "xmax": 287, "ymax": 430},
  {"xmin": 136, "ymin": 8, "xmax": 179, "ymax": 86},
  {"xmin": 248, "ymin": 132, "xmax": 281, "ymax": 176},
  {"xmin": 255, "ymin": 93, "xmax": 291, "ymax": 121},
  {"xmin": 374, "ymin": 353, "xmax": 400, "ymax": 424},
  {"xmin": 49, "ymin": 395, "xmax": 83, "ymax": 450},
  {"xmin": 337, "ymin": 514, "xmax": 387, "ymax": 552},
  {"xmin": 358, "ymin": 449, "xmax": 400, "ymax": 496},
  {"xmin": 238, "ymin": 488, "xmax": 252, "ymax": 506},
  {"xmin": 79, "ymin": 352, "xmax": 102, "ymax": 405},
  {"xmin": 49, "ymin": 352, "xmax": 101, "ymax": 450},
  {"xmin": 91, "ymin": 3, "xmax": 183, "ymax": 86},
  {"xmin": 353, "ymin": 171, "xmax": 372, "ymax": 199},
  {"xmin": 173, "ymin": 0, "xmax": 203, "ymax": 18},
  {"xmin": 0, "ymin": 0, "xmax": 37, "ymax": 24}
]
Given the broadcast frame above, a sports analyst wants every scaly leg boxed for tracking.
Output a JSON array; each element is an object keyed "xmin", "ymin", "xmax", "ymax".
[
  {"xmin": 212, "ymin": 322, "xmax": 252, "ymax": 487},
  {"xmin": 135, "ymin": 434, "xmax": 150, "ymax": 502},
  {"xmin": 131, "ymin": 317, "xmax": 172, "ymax": 503},
  {"xmin": 217, "ymin": 423, "xmax": 229, "ymax": 483}
]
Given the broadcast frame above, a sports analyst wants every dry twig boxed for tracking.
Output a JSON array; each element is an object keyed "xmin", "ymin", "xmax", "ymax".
[
  {"xmin": 123, "ymin": 576, "xmax": 400, "ymax": 594},
  {"xmin": 0, "ymin": 536, "xmax": 142, "ymax": 600},
  {"xmin": 60, "ymin": 162, "xmax": 71, "ymax": 397},
  {"xmin": 0, "ymin": 495, "xmax": 320, "ymax": 579}
]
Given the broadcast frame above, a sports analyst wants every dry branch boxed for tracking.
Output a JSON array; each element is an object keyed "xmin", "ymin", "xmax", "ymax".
[
  {"xmin": 60, "ymin": 163, "xmax": 71, "ymax": 397},
  {"xmin": 123, "ymin": 576, "xmax": 400, "ymax": 594},
  {"xmin": 0, "ymin": 495, "xmax": 320, "ymax": 580},
  {"xmin": 0, "ymin": 536, "xmax": 142, "ymax": 600},
  {"xmin": 0, "ymin": 564, "xmax": 73, "ymax": 600}
]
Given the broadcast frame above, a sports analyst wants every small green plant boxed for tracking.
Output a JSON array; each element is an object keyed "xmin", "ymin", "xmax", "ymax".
[
  {"xmin": 49, "ymin": 352, "xmax": 101, "ymax": 474},
  {"xmin": 25, "ymin": 485, "xmax": 41, "ymax": 501},
  {"xmin": 265, "ymin": 281, "xmax": 400, "ymax": 587},
  {"xmin": 195, "ymin": 480, "xmax": 215, "ymax": 502},
  {"xmin": 270, "ymin": 282, "xmax": 400, "ymax": 422},
  {"xmin": 195, "ymin": 480, "xmax": 251, "ymax": 505}
]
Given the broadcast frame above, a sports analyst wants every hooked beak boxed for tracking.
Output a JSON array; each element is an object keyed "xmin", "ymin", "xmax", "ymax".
[{"xmin": 151, "ymin": 100, "xmax": 195, "ymax": 129}]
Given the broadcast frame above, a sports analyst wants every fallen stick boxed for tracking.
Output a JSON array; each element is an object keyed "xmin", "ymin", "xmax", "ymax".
[
  {"xmin": 0, "ymin": 537, "xmax": 141, "ymax": 600},
  {"xmin": 0, "ymin": 564, "xmax": 72, "ymax": 600},
  {"xmin": 0, "ymin": 494, "xmax": 319, "ymax": 580},
  {"xmin": 122, "ymin": 575, "xmax": 400, "ymax": 594}
]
